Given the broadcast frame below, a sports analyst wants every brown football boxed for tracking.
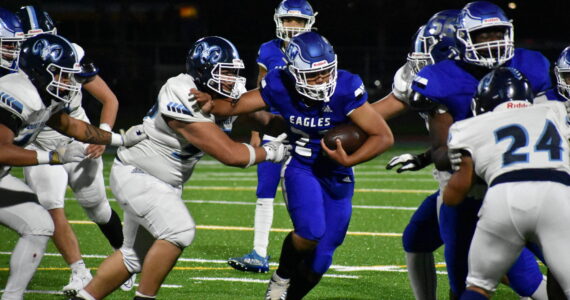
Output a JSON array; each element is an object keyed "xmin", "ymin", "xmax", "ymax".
[{"xmin": 323, "ymin": 123, "xmax": 368, "ymax": 154}]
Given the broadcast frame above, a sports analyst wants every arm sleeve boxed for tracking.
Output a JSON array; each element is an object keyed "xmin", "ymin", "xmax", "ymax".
[
  {"xmin": 344, "ymin": 75, "xmax": 368, "ymax": 116},
  {"xmin": 447, "ymin": 122, "xmax": 473, "ymax": 156}
]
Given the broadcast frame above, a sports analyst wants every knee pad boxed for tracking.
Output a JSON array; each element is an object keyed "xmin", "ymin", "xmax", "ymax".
[
  {"xmin": 121, "ymin": 247, "xmax": 142, "ymax": 274},
  {"xmin": 83, "ymin": 201, "xmax": 112, "ymax": 224},
  {"xmin": 163, "ymin": 226, "xmax": 195, "ymax": 249}
]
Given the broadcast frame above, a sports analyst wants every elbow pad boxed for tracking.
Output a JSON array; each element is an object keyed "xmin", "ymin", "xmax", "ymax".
[{"xmin": 409, "ymin": 91, "xmax": 438, "ymax": 112}]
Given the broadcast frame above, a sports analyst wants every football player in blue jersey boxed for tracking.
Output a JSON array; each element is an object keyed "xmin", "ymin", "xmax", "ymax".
[
  {"xmin": 372, "ymin": 10, "xmax": 459, "ymax": 300},
  {"xmin": 410, "ymin": 1, "xmax": 551, "ymax": 299},
  {"xmin": 227, "ymin": 0, "xmax": 317, "ymax": 274},
  {"xmin": 545, "ymin": 46, "xmax": 570, "ymax": 103},
  {"xmin": 194, "ymin": 31, "xmax": 393, "ymax": 300}
]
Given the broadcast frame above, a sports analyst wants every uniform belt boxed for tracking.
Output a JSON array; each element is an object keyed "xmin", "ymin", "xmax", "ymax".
[{"xmin": 490, "ymin": 168, "xmax": 570, "ymax": 187}]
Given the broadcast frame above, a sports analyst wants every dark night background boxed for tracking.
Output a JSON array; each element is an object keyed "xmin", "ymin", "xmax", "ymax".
[{"xmin": 2, "ymin": 0, "xmax": 568, "ymax": 139}]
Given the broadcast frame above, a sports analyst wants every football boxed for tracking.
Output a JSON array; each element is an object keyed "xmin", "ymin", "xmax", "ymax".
[{"xmin": 323, "ymin": 123, "xmax": 368, "ymax": 154}]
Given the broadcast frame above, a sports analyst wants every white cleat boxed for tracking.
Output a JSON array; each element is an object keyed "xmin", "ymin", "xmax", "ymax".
[
  {"xmin": 265, "ymin": 272, "xmax": 290, "ymax": 300},
  {"xmin": 120, "ymin": 273, "xmax": 136, "ymax": 291},
  {"xmin": 63, "ymin": 269, "xmax": 93, "ymax": 297}
]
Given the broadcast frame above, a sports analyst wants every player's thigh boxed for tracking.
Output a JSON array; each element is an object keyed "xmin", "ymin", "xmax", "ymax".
[
  {"xmin": 111, "ymin": 161, "xmax": 194, "ymax": 241},
  {"xmin": 0, "ymin": 174, "xmax": 53, "ymax": 236},
  {"xmin": 534, "ymin": 183, "xmax": 570, "ymax": 293},
  {"xmin": 403, "ymin": 191, "xmax": 442, "ymax": 252},
  {"xmin": 68, "ymin": 156, "xmax": 107, "ymax": 207},
  {"xmin": 282, "ymin": 165, "xmax": 325, "ymax": 241},
  {"xmin": 23, "ymin": 163, "xmax": 68, "ymax": 209}
]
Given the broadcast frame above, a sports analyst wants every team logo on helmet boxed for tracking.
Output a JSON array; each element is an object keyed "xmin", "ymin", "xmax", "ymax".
[
  {"xmin": 192, "ymin": 42, "xmax": 222, "ymax": 65},
  {"xmin": 286, "ymin": 43, "xmax": 300, "ymax": 61},
  {"xmin": 32, "ymin": 39, "xmax": 63, "ymax": 62}
]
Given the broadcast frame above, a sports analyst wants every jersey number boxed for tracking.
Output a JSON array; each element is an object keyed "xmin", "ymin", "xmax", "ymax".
[{"xmin": 495, "ymin": 120, "xmax": 562, "ymax": 166}]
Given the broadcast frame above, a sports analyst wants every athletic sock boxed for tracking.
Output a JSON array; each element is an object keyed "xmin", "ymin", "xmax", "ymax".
[
  {"xmin": 405, "ymin": 251, "xmax": 437, "ymax": 300},
  {"xmin": 97, "ymin": 209, "xmax": 124, "ymax": 249},
  {"xmin": 253, "ymin": 198, "xmax": 274, "ymax": 257},
  {"xmin": 286, "ymin": 262, "xmax": 323, "ymax": 300}
]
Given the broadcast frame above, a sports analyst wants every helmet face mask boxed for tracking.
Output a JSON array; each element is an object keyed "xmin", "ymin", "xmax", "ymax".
[
  {"xmin": 46, "ymin": 63, "xmax": 81, "ymax": 103},
  {"xmin": 274, "ymin": 0, "xmax": 316, "ymax": 42},
  {"xmin": 555, "ymin": 47, "xmax": 570, "ymax": 101},
  {"xmin": 407, "ymin": 27, "xmax": 436, "ymax": 74},
  {"xmin": 186, "ymin": 36, "xmax": 246, "ymax": 100},
  {"xmin": 457, "ymin": 1, "xmax": 514, "ymax": 69},
  {"xmin": 207, "ymin": 59, "xmax": 246, "ymax": 99},
  {"xmin": 286, "ymin": 32, "xmax": 337, "ymax": 102}
]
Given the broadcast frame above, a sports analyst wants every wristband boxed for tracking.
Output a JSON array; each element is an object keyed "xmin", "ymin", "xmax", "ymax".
[
  {"xmin": 99, "ymin": 123, "xmax": 112, "ymax": 132},
  {"xmin": 242, "ymin": 143, "xmax": 256, "ymax": 168},
  {"xmin": 110, "ymin": 132, "xmax": 124, "ymax": 146},
  {"xmin": 36, "ymin": 150, "xmax": 51, "ymax": 164}
]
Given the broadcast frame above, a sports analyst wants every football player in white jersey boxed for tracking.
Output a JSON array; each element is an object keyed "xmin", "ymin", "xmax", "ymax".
[
  {"xmin": 72, "ymin": 36, "xmax": 290, "ymax": 300},
  {"xmin": 16, "ymin": 5, "xmax": 133, "ymax": 296},
  {"xmin": 0, "ymin": 33, "xmax": 145, "ymax": 300},
  {"xmin": 443, "ymin": 67, "xmax": 570, "ymax": 299}
]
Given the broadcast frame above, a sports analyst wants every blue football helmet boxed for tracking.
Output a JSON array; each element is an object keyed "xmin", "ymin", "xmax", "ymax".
[
  {"xmin": 17, "ymin": 6, "xmax": 57, "ymax": 38},
  {"xmin": 19, "ymin": 34, "xmax": 81, "ymax": 104},
  {"xmin": 471, "ymin": 67, "xmax": 533, "ymax": 116},
  {"xmin": 274, "ymin": 0, "xmax": 317, "ymax": 42},
  {"xmin": 286, "ymin": 32, "xmax": 337, "ymax": 102},
  {"xmin": 456, "ymin": 1, "xmax": 514, "ymax": 68},
  {"xmin": 186, "ymin": 36, "xmax": 246, "ymax": 99},
  {"xmin": 554, "ymin": 46, "xmax": 570, "ymax": 101},
  {"xmin": 0, "ymin": 8, "xmax": 25, "ymax": 72},
  {"xmin": 408, "ymin": 9, "xmax": 461, "ymax": 74}
]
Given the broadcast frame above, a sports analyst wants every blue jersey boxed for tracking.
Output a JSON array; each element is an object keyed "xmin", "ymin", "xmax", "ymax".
[
  {"xmin": 260, "ymin": 69, "xmax": 367, "ymax": 174},
  {"xmin": 545, "ymin": 88, "xmax": 567, "ymax": 102},
  {"xmin": 412, "ymin": 48, "xmax": 551, "ymax": 122},
  {"xmin": 257, "ymin": 39, "xmax": 288, "ymax": 72}
]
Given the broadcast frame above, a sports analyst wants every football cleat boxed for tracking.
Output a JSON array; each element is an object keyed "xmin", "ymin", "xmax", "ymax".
[
  {"xmin": 227, "ymin": 250, "xmax": 270, "ymax": 273},
  {"xmin": 120, "ymin": 273, "xmax": 136, "ymax": 291},
  {"xmin": 62, "ymin": 268, "xmax": 93, "ymax": 297},
  {"xmin": 265, "ymin": 272, "xmax": 290, "ymax": 300}
]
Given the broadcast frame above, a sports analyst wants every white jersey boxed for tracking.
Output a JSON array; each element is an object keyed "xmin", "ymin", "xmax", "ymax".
[
  {"xmin": 448, "ymin": 101, "xmax": 570, "ymax": 185},
  {"xmin": 0, "ymin": 72, "xmax": 65, "ymax": 177},
  {"xmin": 117, "ymin": 73, "xmax": 236, "ymax": 187}
]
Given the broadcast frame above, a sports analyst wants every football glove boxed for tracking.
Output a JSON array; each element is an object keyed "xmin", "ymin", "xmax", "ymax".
[
  {"xmin": 386, "ymin": 152, "xmax": 431, "ymax": 173},
  {"xmin": 111, "ymin": 124, "xmax": 147, "ymax": 147},
  {"xmin": 49, "ymin": 142, "xmax": 86, "ymax": 164},
  {"xmin": 448, "ymin": 149, "xmax": 463, "ymax": 171},
  {"xmin": 262, "ymin": 133, "xmax": 291, "ymax": 163}
]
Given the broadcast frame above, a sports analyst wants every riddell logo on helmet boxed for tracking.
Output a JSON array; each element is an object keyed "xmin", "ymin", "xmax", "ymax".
[
  {"xmin": 506, "ymin": 102, "xmax": 530, "ymax": 109},
  {"xmin": 312, "ymin": 60, "xmax": 328, "ymax": 67},
  {"xmin": 483, "ymin": 17, "xmax": 500, "ymax": 23},
  {"xmin": 287, "ymin": 10, "xmax": 301, "ymax": 14}
]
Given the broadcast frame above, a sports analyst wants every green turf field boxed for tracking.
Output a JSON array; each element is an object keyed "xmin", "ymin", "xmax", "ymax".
[{"xmin": 0, "ymin": 146, "xmax": 528, "ymax": 299}]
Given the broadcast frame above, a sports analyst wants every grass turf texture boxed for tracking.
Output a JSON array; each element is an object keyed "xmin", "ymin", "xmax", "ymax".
[{"xmin": 0, "ymin": 146, "xmax": 531, "ymax": 299}]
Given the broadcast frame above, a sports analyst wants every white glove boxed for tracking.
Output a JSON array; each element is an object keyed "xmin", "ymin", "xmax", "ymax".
[
  {"xmin": 50, "ymin": 142, "xmax": 86, "ymax": 164},
  {"xmin": 386, "ymin": 153, "xmax": 431, "ymax": 173},
  {"xmin": 262, "ymin": 133, "xmax": 291, "ymax": 163},
  {"xmin": 448, "ymin": 149, "xmax": 463, "ymax": 171},
  {"xmin": 111, "ymin": 124, "xmax": 147, "ymax": 147}
]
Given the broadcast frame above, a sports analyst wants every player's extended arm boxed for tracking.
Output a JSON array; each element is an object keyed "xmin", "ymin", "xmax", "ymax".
[
  {"xmin": 370, "ymin": 92, "xmax": 408, "ymax": 120},
  {"xmin": 428, "ymin": 111, "xmax": 454, "ymax": 171},
  {"xmin": 47, "ymin": 111, "xmax": 145, "ymax": 147},
  {"xmin": 191, "ymin": 89, "xmax": 268, "ymax": 116},
  {"xmin": 442, "ymin": 153, "xmax": 475, "ymax": 206},
  {"xmin": 322, "ymin": 102, "xmax": 394, "ymax": 167},
  {"xmin": 166, "ymin": 117, "xmax": 289, "ymax": 168},
  {"xmin": 83, "ymin": 75, "xmax": 120, "ymax": 158}
]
